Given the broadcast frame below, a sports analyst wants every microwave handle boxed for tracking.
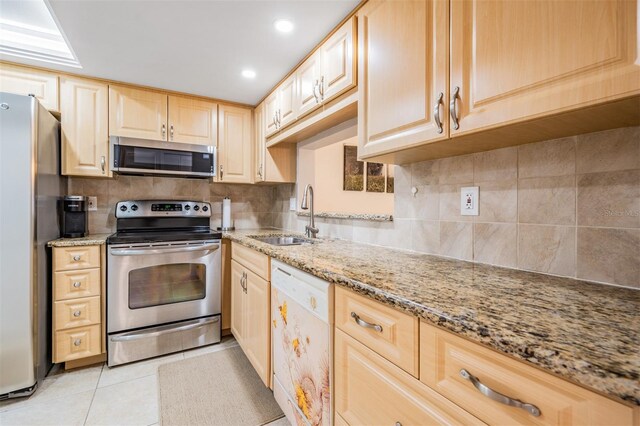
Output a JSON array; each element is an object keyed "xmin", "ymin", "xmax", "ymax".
[{"xmin": 110, "ymin": 243, "xmax": 220, "ymax": 256}]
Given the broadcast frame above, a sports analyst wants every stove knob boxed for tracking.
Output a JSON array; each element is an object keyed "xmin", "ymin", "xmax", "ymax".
[
  {"xmin": 119, "ymin": 205, "xmax": 127, "ymax": 212},
  {"xmin": 184, "ymin": 204, "xmax": 191, "ymax": 211},
  {"xmin": 194, "ymin": 205, "xmax": 200, "ymax": 211},
  {"xmin": 202, "ymin": 205, "xmax": 209, "ymax": 212},
  {"xmin": 131, "ymin": 204, "xmax": 138, "ymax": 211}
]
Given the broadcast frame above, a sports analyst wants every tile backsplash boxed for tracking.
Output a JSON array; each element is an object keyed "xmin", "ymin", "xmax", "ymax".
[
  {"xmin": 68, "ymin": 176, "xmax": 277, "ymax": 234},
  {"xmin": 276, "ymin": 126, "xmax": 640, "ymax": 289}
]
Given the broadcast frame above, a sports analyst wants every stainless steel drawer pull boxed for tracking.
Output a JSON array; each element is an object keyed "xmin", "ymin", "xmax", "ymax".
[
  {"xmin": 351, "ymin": 312, "xmax": 383, "ymax": 333},
  {"xmin": 73, "ymin": 310, "xmax": 81, "ymax": 317},
  {"xmin": 450, "ymin": 86, "xmax": 460, "ymax": 130},
  {"xmin": 73, "ymin": 255, "xmax": 81, "ymax": 261},
  {"xmin": 73, "ymin": 282, "xmax": 81, "ymax": 288},
  {"xmin": 460, "ymin": 369, "xmax": 541, "ymax": 417},
  {"xmin": 73, "ymin": 339, "xmax": 82, "ymax": 346},
  {"xmin": 433, "ymin": 92, "xmax": 443, "ymax": 134}
]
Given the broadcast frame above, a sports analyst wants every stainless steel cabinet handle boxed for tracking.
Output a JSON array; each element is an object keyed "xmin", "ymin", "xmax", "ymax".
[
  {"xmin": 162, "ymin": 124, "xmax": 166, "ymax": 139},
  {"xmin": 170, "ymin": 125, "xmax": 174, "ymax": 141},
  {"xmin": 73, "ymin": 310, "xmax": 81, "ymax": 317},
  {"xmin": 272, "ymin": 114, "xmax": 277, "ymax": 128},
  {"xmin": 219, "ymin": 164, "xmax": 223, "ymax": 180},
  {"xmin": 276, "ymin": 110, "xmax": 281, "ymax": 128},
  {"xmin": 450, "ymin": 86, "xmax": 460, "ymax": 130},
  {"xmin": 73, "ymin": 339, "xmax": 82, "ymax": 346},
  {"xmin": 73, "ymin": 255, "xmax": 81, "ymax": 261},
  {"xmin": 275, "ymin": 267, "xmax": 292, "ymax": 277},
  {"xmin": 313, "ymin": 80, "xmax": 320, "ymax": 103},
  {"xmin": 100, "ymin": 155, "xmax": 106, "ymax": 173},
  {"xmin": 433, "ymin": 92, "xmax": 444, "ymax": 134},
  {"xmin": 257, "ymin": 163, "xmax": 263, "ymax": 180},
  {"xmin": 460, "ymin": 369, "xmax": 541, "ymax": 417},
  {"xmin": 350, "ymin": 312, "xmax": 383, "ymax": 333},
  {"xmin": 318, "ymin": 76, "xmax": 324, "ymax": 100},
  {"xmin": 73, "ymin": 281, "xmax": 81, "ymax": 288}
]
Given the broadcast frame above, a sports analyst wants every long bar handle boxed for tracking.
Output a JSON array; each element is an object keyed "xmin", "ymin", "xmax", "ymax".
[
  {"xmin": 434, "ymin": 92, "xmax": 444, "ymax": 134},
  {"xmin": 460, "ymin": 369, "xmax": 541, "ymax": 417},
  {"xmin": 450, "ymin": 86, "xmax": 460, "ymax": 130},
  {"xmin": 110, "ymin": 317, "xmax": 219, "ymax": 342},
  {"xmin": 351, "ymin": 312, "xmax": 383, "ymax": 333},
  {"xmin": 110, "ymin": 243, "xmax": 219, "ymax": 256}
]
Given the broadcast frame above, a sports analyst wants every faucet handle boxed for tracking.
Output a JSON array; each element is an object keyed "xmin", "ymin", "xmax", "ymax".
[{"xmin": 305, "ymin": 225, "xmax": 319, "ymax": 238}]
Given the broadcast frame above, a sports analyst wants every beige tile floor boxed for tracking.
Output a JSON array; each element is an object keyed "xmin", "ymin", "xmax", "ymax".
[{"xmin": 0, "ymin": 336, "xmax": 289, "ymax": 426}]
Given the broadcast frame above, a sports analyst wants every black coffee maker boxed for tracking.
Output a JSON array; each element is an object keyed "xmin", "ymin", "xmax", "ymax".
[{"xmin": 60, "ymin": 196, "xmax": 88, "ymax": 238}]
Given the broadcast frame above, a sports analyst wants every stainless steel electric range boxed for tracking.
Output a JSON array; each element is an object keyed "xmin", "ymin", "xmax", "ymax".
[{"xmin": 106, "ymin": 200, "xmax": 222, "ymax": 366}]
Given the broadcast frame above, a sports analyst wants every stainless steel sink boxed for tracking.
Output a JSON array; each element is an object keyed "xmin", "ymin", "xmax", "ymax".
[{"xmin": 250, "ymin": 236, "xmax": 313, "ymax": 246}]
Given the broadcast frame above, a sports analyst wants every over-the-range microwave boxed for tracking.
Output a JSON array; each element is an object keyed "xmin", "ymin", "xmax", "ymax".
[{"xmin": 109, "ymin": 136, "xmax": 216, "ymax": 179}]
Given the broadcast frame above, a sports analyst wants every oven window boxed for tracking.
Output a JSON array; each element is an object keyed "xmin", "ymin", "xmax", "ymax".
[{"xmin": 128, "ymin": 263, "xmax": 206, "ymax": 309}]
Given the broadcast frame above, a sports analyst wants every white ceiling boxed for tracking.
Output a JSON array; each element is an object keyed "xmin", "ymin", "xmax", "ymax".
[{"xmin": 0, "ymin": 0, "xmax": 359, "ymax": 105}]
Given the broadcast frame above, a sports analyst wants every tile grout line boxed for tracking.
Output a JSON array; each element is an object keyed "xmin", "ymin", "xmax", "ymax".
[{"xmin": 82, "ymin": 363, "xmax": 105, "ymax": 425}]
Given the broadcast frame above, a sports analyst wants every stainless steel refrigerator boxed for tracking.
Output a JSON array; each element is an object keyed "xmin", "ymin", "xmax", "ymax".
[{"xmin": 0, "ymin": 92, "xmax": 65, "ymax": 399}]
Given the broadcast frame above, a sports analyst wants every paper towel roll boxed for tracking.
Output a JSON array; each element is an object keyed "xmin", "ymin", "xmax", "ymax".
[{"xmin": 222, "ymin": 197, "xmax": 231, "ymax": 229}]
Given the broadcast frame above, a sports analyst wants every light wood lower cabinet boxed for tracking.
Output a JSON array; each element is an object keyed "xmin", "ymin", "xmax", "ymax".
[
  {"xmin": 230, "ymin": 247, "xmax": 271, "ymax": 387},
  {"xmin": 60, "ymin": 76, "xmax": 110, "ymax": 177},
  {"xmin": 420, "ymin": 322, "xmax": 637, "ymax": 426},
  {"xmin": 0, "ymin": 63, "xmax": 59, "ymax": 111},
  {"xmin": 52, "ymin": 245, "xmax": 104, "ymax": 364},
  {"xmin": 335, "ymin": 329, "xmax": 485, "ymax": 426},
  {"xmin": 217, "ymin": 104, "xmax": 253, "ymax": 183}
]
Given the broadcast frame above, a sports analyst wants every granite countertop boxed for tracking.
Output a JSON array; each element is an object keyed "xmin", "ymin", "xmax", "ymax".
[
  {"xmin": 48, "ymin": 234, "xmax": 111, "ymax": 247},
  {"xmin": 223, "ymin": 229, "xmax": 640, "ymax": 406}
]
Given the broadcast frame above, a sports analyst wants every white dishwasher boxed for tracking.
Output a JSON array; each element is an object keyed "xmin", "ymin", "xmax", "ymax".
[{"xmin": 271, "ymin": 260, "xmax": 333, "ymax": 426}]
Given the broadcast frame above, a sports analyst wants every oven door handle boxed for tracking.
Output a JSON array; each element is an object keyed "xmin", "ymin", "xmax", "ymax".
[
  {"xmin": 109, "ymin": 317, "xmax": 219, "ymax": 342},
  {"xmin": 110, "ymin": 243, "xmax": 220, "ymax": 256}
]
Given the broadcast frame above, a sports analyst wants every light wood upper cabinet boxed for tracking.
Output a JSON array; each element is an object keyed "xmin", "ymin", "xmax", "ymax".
[
  {"xmin": 276, "ymin": 74, "xmax": 297, "ymax": 129},
  {"xmin": 450, "ymin": 0, "xmax": 640, "ymax": 136},
  {"xmin": 296, "ymin": 51, "xmax": 323, "ymax": 118},
  {"xmin": 357, "ymin": 0, "xmax": 449, "ymax": 159},
  {"xmin": 167, "ymin": 95, "xmax": 217, "ymax": 145},
  {"xmin": 264, "ymin": 91, "xmax": 279, "ymax": 137},
  {"xmin": 254, "ymin": 102, "xmax": 266, "ymax": 182},
  {"xmin": 0, "ymin": 63, "xmax": 59, "ymax": 111},
  {"xmin": 109, "ymin": 85, "xmax": 168, "ymax": 141},
  {"xmin": 217, "ymin": 104, "xmax": 253, "ymax": 183},
  {"xmin": 254, "ymin": 101, "xmax": 296, "ymax": 183},
  {"xmin": 320, "ymin": 17, "xmax": 356, "ymax": 102},
  {"xmin": 60, "ymin": 76, "xmax": 110, "ymax": 177}
]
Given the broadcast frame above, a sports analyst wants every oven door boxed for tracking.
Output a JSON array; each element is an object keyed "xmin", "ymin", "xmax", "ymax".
[{"xmin": 107, "ymin": 240, "xmax": 221, "ymax": 333}]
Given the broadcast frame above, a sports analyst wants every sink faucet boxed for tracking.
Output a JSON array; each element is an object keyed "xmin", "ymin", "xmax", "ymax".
[{"xmin": 300, "ymin": 184, "xmax": 319, "ymax": 238}]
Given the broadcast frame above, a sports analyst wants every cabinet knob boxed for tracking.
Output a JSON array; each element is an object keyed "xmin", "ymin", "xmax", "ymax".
[
  {"xmin": 73, "ymin": 339, "xmax": 82, "ymax": 346},
  {"xmin": 73, "ymin": 310, "xmax": 81, "ymax": 317},
  {"xmin": 73, "ymin": 281, "xmax": 81, "ymax": 288},
  {"xmin": 73, "ymin": 255, "xmax": 81, "ymax": 261}
]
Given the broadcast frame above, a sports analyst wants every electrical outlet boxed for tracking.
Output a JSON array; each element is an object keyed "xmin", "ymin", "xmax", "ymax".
[
  {"xmin": 460, "ymin": 187, "xmax": 479, "ymax": 216},
  {"xmin": 88, "ymin": 196, "xmax": 98, "ymax": 211},
  {"xmin": 289, "ymin": 197, "xmax": 297, "ymax": 211}
]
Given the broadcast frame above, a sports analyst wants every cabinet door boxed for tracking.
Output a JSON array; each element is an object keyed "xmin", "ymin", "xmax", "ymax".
[
  {"xmin": 243, "ymin": 268, "xmax": 270, "ymax": 387},
  {"xmin": 450, "ymin": 0, "xmax": 640, "ymax": 136},
  {"xmin": 230, "ymin": 260, "xmax": 245, "ymax": 345},
  {"xmin": 357, "ymin": 0, "xmax": 449, "ymax": 159},
  {"xmin": 296, "ymin": 51, "xmax": 323, "ymax": 117},
  {"xmin": 167, "ymin": 95, "xmax": 217, "ymax": 146},
  {"xmin": 276, "ymin": 74, "xmax": 297, "ymax": 129},
  {"xmin": 218, "ymin": 104, "xmax": 253, "ymax": 183},
  {"xmin": 264, "ymin": 91, "xmax": 279, "ymax": 137},
  {"xmin": 0, "ymin": 63, "xmax": 59, "ymax": 111},
  {"xmin": 60, "ymin": 76, "xmax": 109, "ymax": 177},
  {"xmin": 320, "ymin": 16, "xmax": 356, "ymax": 102},
  {"xmin": 254, "ymin": 102, "xmax": 266, "ymax": 182},
  {"xmin": 109, "ymin": 85, "xmax": 168, "ymax": 141}
]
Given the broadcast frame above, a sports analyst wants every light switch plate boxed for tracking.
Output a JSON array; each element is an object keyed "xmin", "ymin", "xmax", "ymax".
[
  {"xmin": 87, "ymin": 196, "xmax": 98, "ymax": 211},
  {"xmin": 460, "ymin": 187, "xmax": 479, "ymax": 216},
  {"xmin": 289, "ymin": 197, "xmax": 297, "ymax": 211}
]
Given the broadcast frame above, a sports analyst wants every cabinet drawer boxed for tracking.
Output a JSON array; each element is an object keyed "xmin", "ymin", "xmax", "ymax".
[
  {"xmin": 232, "ymin": 243, "xmax": 270, "ymax": 280},
  {"xmin": 54, "ymin": 296, "xmax": 101, "ymax": 330},
  {"xmin": 335, "ymin": 287, "xmax": 419, "ymax": 376},
  {"xmin": 54, "ymin": 268, "xmax": 101, "ymax": 301},
  {"xmin": 420, "ymin": 322, "xmax": 636, "ymax": 426},
  {"xmin": 54, "ymin": 246, "xmax": 100, "ymax": 271},
  {"xmin": 335, "ymin": 330, "xmax": 485, "ymax": 426},
  {"xmin": 54, "ymin": 324, "xmax": 101, "ymax": 363}
]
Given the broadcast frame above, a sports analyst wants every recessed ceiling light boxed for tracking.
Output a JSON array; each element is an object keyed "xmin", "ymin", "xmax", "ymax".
[
  {"xmin": 241, "ymin": 69, "xmax": 256, "ymax": 79},
  {"xmin": 274, "ymin": 19, "xmax": 294, "ymax": 33}
]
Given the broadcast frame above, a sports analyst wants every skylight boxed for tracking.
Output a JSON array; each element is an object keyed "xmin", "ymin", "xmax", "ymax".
[{"xmin": 0, "ymin": 0, "xmax": 80, "ymax": 68}]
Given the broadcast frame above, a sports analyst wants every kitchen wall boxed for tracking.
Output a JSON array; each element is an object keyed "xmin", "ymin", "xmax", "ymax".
[
  {"xmin": 68, "ymin": 176, "xmax": 276, "ymax": 233},
  {"xmin": 275, "ymin": 126, "xmax": 640, "ymax": 289}
]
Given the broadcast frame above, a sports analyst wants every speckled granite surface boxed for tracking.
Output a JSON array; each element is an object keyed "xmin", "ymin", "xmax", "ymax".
[
  {"xmin": 48, "ymin": 234, "xmax": 110, "ymax": 247},
  {"xmin": 224, "ymin": 229, "xmax": 640, "ymax": 405},
  {"xmin": 296, "ymin": 211, "xmax": 393, "ymax": 222}
]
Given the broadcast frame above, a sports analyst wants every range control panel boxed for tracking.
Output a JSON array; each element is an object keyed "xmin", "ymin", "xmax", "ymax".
[{"xmin": 115, "ymin": 200, "xmax": 211, "ymax": 218}]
